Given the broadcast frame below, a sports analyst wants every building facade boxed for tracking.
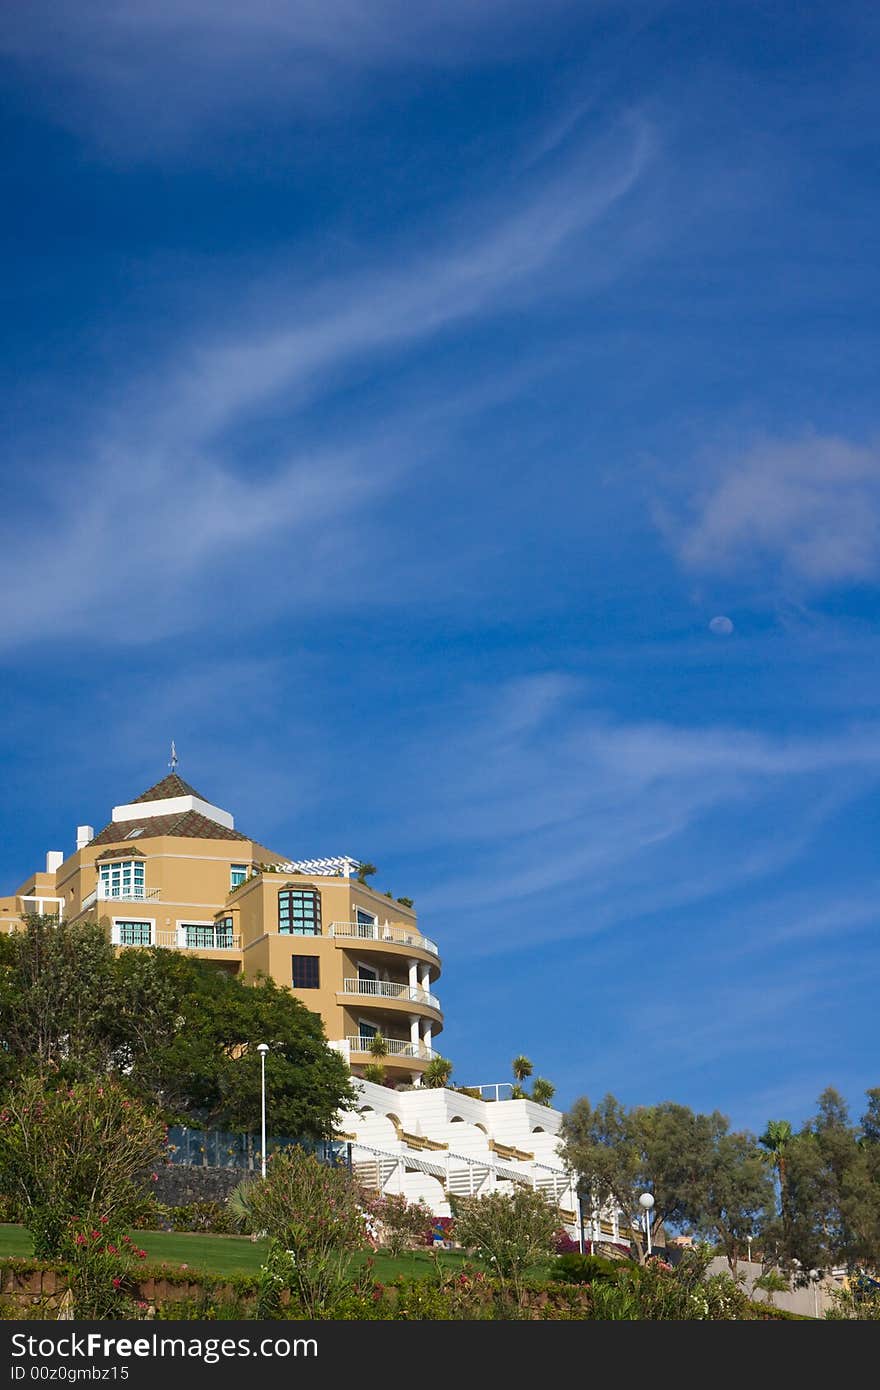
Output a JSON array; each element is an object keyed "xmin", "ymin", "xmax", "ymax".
[{"xmin": 0, "ymin": 773, "xmax": 443, "ymax": 1085}]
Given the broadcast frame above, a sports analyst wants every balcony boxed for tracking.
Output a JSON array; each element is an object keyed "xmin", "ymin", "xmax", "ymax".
[
  {"xmin": 82, "ymin": 885, "xmax": 160, "ymax": 910},
  {"xmin": 328, "ymin": 920, "xmax": 439, "ymax": 957},
  {"xmin": 341, "ymin": 977, "xmax": 440, "ymax": 1010},
  {"xmin": 345, "ymin": 1035, "xmax": 438, "ymax": 1062},
  {"xmin": 18, "ymin": 896, "xmax": 65, "ymax": 920},
  {"xmin": 111, "ymin": 927, "xmax": 240, "ymax": 951},
  {"xmin": 161, "ymin": 929, "xmax": 241, "ymax": 952}
]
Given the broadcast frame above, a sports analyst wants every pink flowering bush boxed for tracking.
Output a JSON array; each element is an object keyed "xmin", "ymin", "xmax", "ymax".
[
  {"xmin": 371, "ymin": 1193, "xmax": 434, "ymax": 1257},
  {"xmin": 230, "ymin": 1147, "xmax": 371, "ymax": 1317},
  {"xmin": 0, "ymin": 1077, "xmax": 166, "ymax": 1258},
  {"xmin": 60, "ymin": 1219, "xmax": 149, "ymax": 1319},
  {"xmin": 553, "ymin": 1229, "xmax": 581, "ymax": 1254}
]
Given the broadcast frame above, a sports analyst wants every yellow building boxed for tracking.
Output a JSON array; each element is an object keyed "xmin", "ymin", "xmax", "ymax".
[{"xmin": 0, "ymin": 772, "xmax": 443, "ymax": 1085}]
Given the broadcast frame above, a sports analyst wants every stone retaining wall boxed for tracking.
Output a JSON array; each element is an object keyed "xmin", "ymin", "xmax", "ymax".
[{"xmin": 153, "ymin": 1165, "xmax": 245, "ymax": 1206}]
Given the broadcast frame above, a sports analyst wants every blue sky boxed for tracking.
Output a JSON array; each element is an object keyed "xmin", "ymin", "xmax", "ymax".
[{"xmin": 2, "ymin": 1, "xmax": 879, "ymax": 1134}]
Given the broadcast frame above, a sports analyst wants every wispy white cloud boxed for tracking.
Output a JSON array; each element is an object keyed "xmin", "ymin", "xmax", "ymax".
[
  {"xmin": 0, "ymin": 0, "xmax": 622, "ymax": 151},
  {"xmin": 0, "ymin": 124, "xmax": 653, "ymax": 650},
  {"xmin": 383, "ymin": 673, "xmax": 880, "ymax": 949},
  {"xmin": 668, "ymin": 433, "xmax": 880, "ymax": 590}
]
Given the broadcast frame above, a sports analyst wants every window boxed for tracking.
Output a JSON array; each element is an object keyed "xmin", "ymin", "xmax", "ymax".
[
  {"xmin": 292, "ymin": 955, "xmax": 320, "ymax": 990},
  {"xmin": 116, "ymin": 920, "xmax": 152, "ymax": 947},
  {"xmin": 230, "ymin": 864, "xmax": 247, "ymax": 890},
  {"xmin": 278, "ymin": 889, "xmax": 321, "ymax": 936},
  {"xmin": 356, "ymin": 908, "xmax": 377, "ymax": 939},
  {"xmin": 182, "ymin": 919, "xmax": 235, "ymax": 949},
  {"xmin": 358, "ymin": 1021, "xmax": 378, "ymax": 1043},
  {"xmin": 99, "ymin": 860, "xmax": 145, "ymax": 899}
]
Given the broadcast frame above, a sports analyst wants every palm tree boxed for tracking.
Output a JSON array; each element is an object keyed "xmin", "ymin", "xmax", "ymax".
[
  {"xmin": 368, "ymin": 1031, "xmax": 388, "ymax": 1059},
  {"xmin": 423, "ymin": 1057, "xmax": 453, "ymax": 1089},
  {"xmin": 759, "ymin": 1119, "xmax": 793, "ymax": 1227},
  {"xmin": 512, "ymin": 1055, "xmax": 533, "ymax": 1085},
  {"xmin": 759, "ymin": 1119, "xmax": 793, "ymax": 1189},
  {"xmin": 531, "ymin": 1077, "xmax": 556, "ymax": 1107}
]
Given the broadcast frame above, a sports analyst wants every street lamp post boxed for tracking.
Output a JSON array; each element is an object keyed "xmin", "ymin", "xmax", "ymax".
[
  {"xmin": 257, "ymin": 1043, "xmax": 269, "ymax": 1179},
  {"xmin": 638, "ymin": 1192, "xmax": 655, "ymax": 1259}
]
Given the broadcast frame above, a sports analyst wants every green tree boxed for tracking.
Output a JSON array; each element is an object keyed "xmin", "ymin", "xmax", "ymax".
[
  {"xmin": 0, "ymin": 915, "xmax": 140, "ymax": 1083},
  {"xmin": 231, "ymin": 1148, "xmax": 369, "ymax": 1316},
  {"xmin": 771, "ymin": 1088, "xmax": 879, "ymax": 1275},
  {"xmin": 125, "ymin": 956, "xmax": 356, "ymax": 1138},
  {"xmin": 695, "ymin": 1130, "xmax": 775, "ymax": 1273},
  {"xmin": 452, "ymin": 1187, "xmax": 559, "ymax": 1312},
  {"xmin": 562, "ymin": 1095, "xmax": 726, "ymax": 1262},
  {"xmin": 0, "ymin": 1077, "xmax": 165, "ymax": 1258}
]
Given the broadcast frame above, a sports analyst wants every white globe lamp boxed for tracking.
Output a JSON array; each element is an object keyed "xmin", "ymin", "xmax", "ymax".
[{"xmin": 638, "ymin": 1192, "xmax": 655, "ymax": 1257}]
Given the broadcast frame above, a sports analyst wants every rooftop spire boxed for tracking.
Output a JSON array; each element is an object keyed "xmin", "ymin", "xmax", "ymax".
[{"xmin": 169, "ymin": 740, "xmax": 178, "ymax": 773}]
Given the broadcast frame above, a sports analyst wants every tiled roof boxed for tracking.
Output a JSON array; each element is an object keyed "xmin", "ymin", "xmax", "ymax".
[
  {"xmin": 131, "ymin": 773, "xmax": 208, "ymax": 804},
  {"xmin": 95, "ymin": 846, "xmax": 146, "ymax": 861},
  {"xmin": 90, "ymin": 810, "xmax": 250, "ymax": 846}
]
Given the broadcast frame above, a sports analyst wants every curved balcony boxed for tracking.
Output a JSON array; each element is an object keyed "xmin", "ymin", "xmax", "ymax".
[
  {"xmin": 328, "ymin": 920, "xmax": 439, "ymax": 958},
  {"xmin": 345, "ymin": 1035, "xmax": 438, "ymax": 1062},
  {"xmin": 341, "ymin": 977, "xmax": 440, "ymax": 1010}
]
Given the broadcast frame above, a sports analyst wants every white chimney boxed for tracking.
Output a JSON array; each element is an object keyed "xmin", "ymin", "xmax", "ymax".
[
  {"xmin": 46, "ymin": 850, "xmax": 64, "ymax": 874},
  {"xmin": 76, "ymin": 825, "xmax": 94, "ymax": 852}
]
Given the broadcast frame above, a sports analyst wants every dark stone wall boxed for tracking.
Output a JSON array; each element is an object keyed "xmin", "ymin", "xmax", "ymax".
[{"xmin": 153, "ymin": 1165, "xmax": 248, "ymax": 1206}]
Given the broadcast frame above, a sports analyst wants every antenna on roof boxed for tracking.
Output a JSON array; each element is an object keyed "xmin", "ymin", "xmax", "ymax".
[{"xmin": 169, "ymin": 740, "xmax": 179, "ymax": 773}]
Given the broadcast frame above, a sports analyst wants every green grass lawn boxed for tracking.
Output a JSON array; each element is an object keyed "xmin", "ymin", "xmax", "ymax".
[{"xmin": 0, "ymin": 1225, "xmax": 476, "ymax": 1281}]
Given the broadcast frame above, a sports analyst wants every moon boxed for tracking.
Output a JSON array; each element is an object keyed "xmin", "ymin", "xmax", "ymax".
[{"xmin": 709, "ymin": 615, "xmax": 734, "ymax": 635}]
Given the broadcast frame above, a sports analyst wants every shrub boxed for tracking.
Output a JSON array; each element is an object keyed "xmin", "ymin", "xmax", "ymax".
[
  {"xmin": 163, "ymin": 1201, "xmax": 237, "ymax": 1234},
  {"xmin": 452, "ymin": 1188, "xmax": 559, "ymax": 1311},
  {"xmin": 553, "ymin": 1229, "xmax": 580, "ymax": 1254},
  {"xmin": 0, "ymin": 1077, "xmax": 166, "ymax": 1258},
  {"xmin": 60, "ymin": 1219, "xmax": 148, "ymax": 1319},
  {"xmin": 371, "ymin": 1194, "xmax": 434, "ymax": 1257},
  {"xmin": 550, "ymin": 1253, "xmax": 624, "ymax": 1285},
  {"xmin": 231, "ymin": 1147, "xmax": 369, "ymax": 1316},
  {"xmin": 826, "ymin": 1284, "xmax": 880, "ymax": 1320}
]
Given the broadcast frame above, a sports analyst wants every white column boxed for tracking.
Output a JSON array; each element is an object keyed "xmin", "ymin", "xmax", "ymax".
[
  {"xmin": 408, "ymin": 960, "xmax": 419, "ymax": 993},
  {"xmin": 422, "ymin": 1021, "xmax": 433, "ymax": 1051},
  {"xmin": 420, "ymin": 966, "xmax": 431, "ymax": 994},
  {"xmin": 410, "ymin": 1015, "xmax": 420, "ymax": 1047}
]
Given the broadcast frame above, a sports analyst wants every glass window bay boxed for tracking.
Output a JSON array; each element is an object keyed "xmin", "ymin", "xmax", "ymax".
[{"xmin": 278, "ymin": 888, "xmax": 321, "ymax": 936}]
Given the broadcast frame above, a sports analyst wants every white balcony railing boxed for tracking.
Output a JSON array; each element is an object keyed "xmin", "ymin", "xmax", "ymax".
[
  {"xmin": 328, "ymin": 920, "xmax": 439, "ymax": 957},
  {"xmin": 98, "ymin": 885, "xmax": 160, "ymax": 903},
  {"xmin": 160, "ymin": 930, "xmax": 241, "ymax": 952},
  {"xmin": 81, "ymin": 885, "xmax": 161, "ymax": 911},
  {"xmin": 342, "ymin": 978, "xmax": 440, "ymax": 1010},
  {"xmin": 346, "ymin": 1035, "xmax": 438, "ymax": 1062},
  {"xmin": 113, "ymin": 929, "xmax": 240, "ymax": 951}
]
